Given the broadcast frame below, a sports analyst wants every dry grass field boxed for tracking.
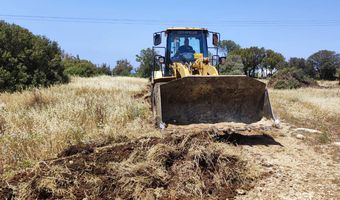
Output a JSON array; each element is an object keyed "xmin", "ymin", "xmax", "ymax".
[
  {"xmin": 0, "ymin": 76, "xmax": 258, "ymax": 199},
  {"xmin": 0, "ymin": 76, "xmax": 339, "ymax": 199},
  {"xmin": 0, "ymin": 76, "xmax": 158, "ymax": 175},
  {"xmin": 270, "ymin": 82, "xmax": 340, "ymax": 143}
]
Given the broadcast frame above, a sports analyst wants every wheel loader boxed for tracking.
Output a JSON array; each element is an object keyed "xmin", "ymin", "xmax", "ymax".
[{"xmin": 151, "ymin": 27, "xmax": 275, "ymax": 128}]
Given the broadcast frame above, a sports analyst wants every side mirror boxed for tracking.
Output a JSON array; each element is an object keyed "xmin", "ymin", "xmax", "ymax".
[
  {"xmin": 158, "ymin": 56, "xmax": 165, "ymax": 64},
  {"xmin": 153, "ymin": 33, "xmax": 162, "ymax": 46},
  {"xmin": 212, "ymin": 33, "xmax": 219, "ymax": 46},
  {"xmin": 219, "ymin": 57, "xmax": 226, "ymax": 65}
]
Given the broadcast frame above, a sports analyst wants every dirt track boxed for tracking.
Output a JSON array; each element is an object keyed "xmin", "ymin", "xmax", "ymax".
[
  {"xmin": 167, "ymin": 121, "xmax": 340, "ymax": 199},
  {"xmin": 235, "ymin": 123, "xmax": 340, "ymax": 200}
]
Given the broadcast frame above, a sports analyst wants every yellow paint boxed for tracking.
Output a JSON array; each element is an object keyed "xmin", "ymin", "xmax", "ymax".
[
  {"xmin": 167, "ymin": 59, "xmax": 219, "ymax": 79},
  {"xmin": 194, "ymin": 53, "xmax": 203, "ymax": 60},
  {"xmin": 171, "ymin": 62, "xmax": 191, "ymax": 78}
]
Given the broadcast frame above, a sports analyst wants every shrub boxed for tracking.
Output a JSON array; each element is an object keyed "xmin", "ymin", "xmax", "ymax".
[
  {"xmin": 63, "ymin": 58, "xmax": 98, "ymax": 77},
  {"xmin": 268, "ymin": 68, "xmax": 317, "ymax": 89},
  {"xmin": 112, "ymin": 59, "xmax": 133, "ymax": 76},
  {"xmin": 63, "ymin": 56, "xmax": 112, "ymax": 77},
  {"xmin": 0, "ymin": 21, "xmax": 68, "ymax": 92}
]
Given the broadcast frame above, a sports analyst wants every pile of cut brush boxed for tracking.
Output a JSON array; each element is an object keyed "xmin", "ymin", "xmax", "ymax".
[
  {"xmin": 268, "ymin": 68, "xmax": 318, "ymax": 89},
  {"xmin": 0, "ymin": 129, "xmax": 259, "ymax": 199}
]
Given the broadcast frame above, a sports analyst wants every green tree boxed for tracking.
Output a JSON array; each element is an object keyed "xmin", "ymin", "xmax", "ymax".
[
  {"xmin": 288, "ymin": 57, "xmax": 306, "ymax": 69},
  {"xmin": 112, "ymin": 59, "xmax": 133, "ymax": 76},
  {"xmin": 233, "ymin": 47, "xmax": 265, "ymax": 77},
  {"xmin": 307, "ymin": 50, "xmax": 340, "ymax": 80},
  {"xmin": 97, "ymin": 63, "xmax": 111, "ymax": 75},
  {"xmin": 135, "ymin": 48, "xmax": 156, "ymax": 78},
  {"xmin": 219, "ymin": 55, "xmax": 244, "ymax": 75},
  {"xmin": 0, "ymin": 21, "xmax": 68, "ymax": 92},
  {"xmin": 219, "ymin": 40, "xmax": 241, "ymax": 55},
  {"xmin": 262, "ymin": 49, "xmax": 285, "ymax": 76},
  {"xmin": 287, "ymin": 57, "xmax": 314, "ymax": 77}
]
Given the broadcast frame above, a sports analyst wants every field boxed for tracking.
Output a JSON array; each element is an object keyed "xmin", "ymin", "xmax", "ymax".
[
  {"xmin": 0, "ymin": 76, "xmax": 339, "ymax": 199},
  {"xmin": 0, "ymin": 76, "xmax": 158, "ymax": 174},
  {"xmin": 270, "ymin": 82, "xmax": 340, "ymax": 143}
]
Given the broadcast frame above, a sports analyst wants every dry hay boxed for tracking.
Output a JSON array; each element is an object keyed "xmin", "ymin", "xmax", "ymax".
[{"xmin": 1, "ymin": 129, "xmax": 259, "ymax": 200}]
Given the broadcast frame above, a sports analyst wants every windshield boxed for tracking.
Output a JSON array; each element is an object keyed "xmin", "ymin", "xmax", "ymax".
[{"xmin": 167, "ymin": 30, "xmax": 208, "ymax": 63}]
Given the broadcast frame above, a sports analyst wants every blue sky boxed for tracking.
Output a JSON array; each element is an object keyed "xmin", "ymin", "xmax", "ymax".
[{"xmin": 1, "ymin": 0, "xmax": 340, "ymax": 67}]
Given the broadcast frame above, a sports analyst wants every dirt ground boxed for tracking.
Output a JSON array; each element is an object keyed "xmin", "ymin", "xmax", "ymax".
[
  {"xmin": 235, "ymin": 123, "xmax": 340, "ymax": 200},
  {"xmin": 167, "ymin": 120, "xmax": 340, "ymax": 200}
]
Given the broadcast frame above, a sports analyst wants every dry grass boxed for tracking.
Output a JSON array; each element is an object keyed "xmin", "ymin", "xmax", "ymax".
[
  {"xmin": 269, "ymin": 84, "xmax": 340, "ymax": 143},
  {"xmin": 317, "ymin": 80, "xmax": 340, "ymax": 88},
  {"xmin": 5, "ymin": 75, "xmax": 339, "ymax": 198},
  {"xmin": 0, "ymin": 76, "xmax": 259, "ymax": 199},
  {"xmin": 0, "ymin": 76, "xmax": 159, "ymax": 176}
]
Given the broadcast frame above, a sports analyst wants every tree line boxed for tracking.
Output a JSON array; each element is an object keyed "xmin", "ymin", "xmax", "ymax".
[
  {"xmin": 1, "ymin": 20, "xmax": 339, "ymax": 92},
  {"xmin": 62, "ymin": 53, "xmax": 111, "ymax": 77},
  {"xmin": 0, "ymin": 21, "xmax": 136, "ymax": 92},
  {"xmin": 126, "ymin": 41, "xmax": 340, "ymax": 81},
  {"xmin": 218, "ymin": 40, "xmax": 340, "ymax": 80}
]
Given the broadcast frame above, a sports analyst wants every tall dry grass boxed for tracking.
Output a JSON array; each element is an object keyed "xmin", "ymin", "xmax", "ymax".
[
  {"xmin": 1, "ymin": 76, "xmax": 259, "ymax": 199},
  {"xmin": 270, "ymin": 85, "xmax": 340, "ymax": 143},
  {"xmin": 0, "ymin": 76, "xmax": 160, "ymax": 176},
  {"xmin": 2, "ymin": 76, "xmax": 339, "ymax": 176}
]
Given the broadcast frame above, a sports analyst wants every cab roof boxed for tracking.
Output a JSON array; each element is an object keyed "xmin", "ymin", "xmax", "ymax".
[{"xmin": 166, "ymin": 27, "xmax": 208, "ymax": 31}]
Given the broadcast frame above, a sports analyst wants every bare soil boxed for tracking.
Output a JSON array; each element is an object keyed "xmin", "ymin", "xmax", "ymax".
[
  {"xmin": 168, "ymin": 121, "xmax": 340, "ymax": 199},
  {"xmin": 236, "ymin": 123, "xmax": 340, "ymax": 200}
]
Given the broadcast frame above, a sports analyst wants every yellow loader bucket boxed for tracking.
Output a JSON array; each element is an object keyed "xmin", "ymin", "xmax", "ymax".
[{"xmin": 152, "ymin": 76, "xmax": 275, "ymax": 126}]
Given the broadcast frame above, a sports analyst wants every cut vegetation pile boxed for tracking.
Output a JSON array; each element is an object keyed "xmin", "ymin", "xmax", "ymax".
[
  {"xmin": 268, "ymin": 68, "xmax": 318, "ymax": 89},
  {"xmin": 1, "ymin": 129, "xmax": 257, "ymax": 199}
]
